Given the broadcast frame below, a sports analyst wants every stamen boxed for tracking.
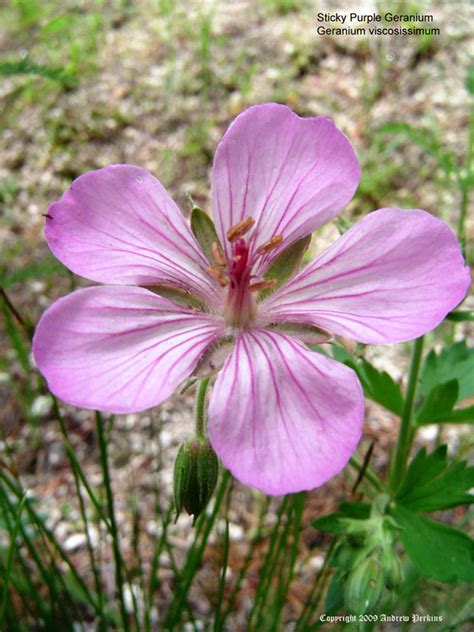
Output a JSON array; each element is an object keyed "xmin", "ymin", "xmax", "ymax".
[
  {"xmin": 249, "ymin": 279, "xmax": 278, "ymax": 292},
  {"xmin": 206, "ymin": 265, "xmax": 229, "ymax": 287},
  {"xmin": 227, "ymin": 217, "xmax": 255, "ymax": 242},
  {"xmin": 256, "ymin": 235, "xmax": 283, "ymax": 255},
  {"xmin": 211, "ymin": 242, "xmax": 226, "ymax": 267}
]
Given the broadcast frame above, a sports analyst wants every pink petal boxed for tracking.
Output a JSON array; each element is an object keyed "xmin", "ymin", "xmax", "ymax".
[
  {"xmin": 46, "ymin": 165, "xmax": 220, "ymax": 306},
  {"xmin": 262, "ymin": 208, "xmax": 471, "ymax": 344},
  {"xmin": 207, "ymin": 328, "xmax": 363, "ymax": 495},
  {"xmin": 33, "ymin": 286, "xmax": 225, "ymax": 413},
  {"xmin": 211, "ymin": 103, "xmax": 360, "ymax": 274}
]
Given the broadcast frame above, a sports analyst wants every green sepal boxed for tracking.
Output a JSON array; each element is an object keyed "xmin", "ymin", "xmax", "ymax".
[
  {"xmin": 190, "ymin": 207, "xmax": 221, "ymax": 262},
  {"xmin": 343, "ymin": 556, "xmax": 385, "ymax": 615},
  {"xmin": 173, "ymin": 437, "xmax": 219, "ymax": 524},
  {"xmin": 145, "ymin": 284, "xmax": 205, "ymax": 310},
  {"xmin": 259, "ymin": 235, "xmax": 311, "ymax": 300}
]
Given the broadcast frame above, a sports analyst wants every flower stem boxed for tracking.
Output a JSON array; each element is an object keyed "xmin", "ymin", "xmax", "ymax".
[
  {"xmin": 95, "ymin": 412, "xmax": 130, "ymax": 632},
  {"xmin": 195, "ymin": 377, "xmax": 211, "ymax": 437},
  {"xmin": 389, "ymin": 335, "xmax": 424, "ymax": 491}
]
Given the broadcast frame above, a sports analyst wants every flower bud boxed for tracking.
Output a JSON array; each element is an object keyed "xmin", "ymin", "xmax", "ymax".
[
  {"xmin": 344, "ymin": 556, "xmax": 385, "ymax": 615},
  {"xmin": 173, "ymin": 437, "xmax": 219, "ymax": 524},
  {"xmin": 386, "ymin": 554, "xmax": 404, "ymax": 588}
]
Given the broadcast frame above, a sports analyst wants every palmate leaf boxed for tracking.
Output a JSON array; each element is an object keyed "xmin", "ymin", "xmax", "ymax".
[
  {"xmin": 390, "ymin": 505, "xmax": 474, "ymax": 583},
  {"xmin": 415, "ymin": 379, "xmax": 459, "ymax": 425},
  {"xmin": 396, "ymin": 446, "xmax": 474, "ymax": 512},
  {"xmin": 332, "ymin": 346, "xmax": 403, "ymax": 415},
  {"xmin": 419, "ymin": 341, "xmax": 474, "ymax": 403}
]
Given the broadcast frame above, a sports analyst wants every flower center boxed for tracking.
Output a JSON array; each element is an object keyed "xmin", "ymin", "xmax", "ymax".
[{"xmin": 207, "ymin": 217, "xmax": 283, "ymax": 328}]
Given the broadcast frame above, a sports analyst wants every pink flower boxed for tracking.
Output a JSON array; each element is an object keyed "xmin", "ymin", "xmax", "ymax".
[{"xmin": 33, "ymin": 104, "xmax": 470, "ymax": 495}]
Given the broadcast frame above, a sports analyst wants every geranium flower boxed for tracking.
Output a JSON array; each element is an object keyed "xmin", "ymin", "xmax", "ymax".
[{"xmin": 33, "ymin": 104, "xmax": 470, "ymax": 495}]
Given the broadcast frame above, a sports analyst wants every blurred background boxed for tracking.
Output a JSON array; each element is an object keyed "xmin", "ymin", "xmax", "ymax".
[{"xmin": 0, "ymin": 0, "xmax": 472, "ymax": 629}]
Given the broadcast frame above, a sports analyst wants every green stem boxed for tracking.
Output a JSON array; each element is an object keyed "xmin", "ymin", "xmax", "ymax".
[
  {"xmin": 389, "ymin": 336, "xmax": 424, "ymax": 491},
  {"xmin": 195, "ymin": 377, "xmax": 211, "ymax": 436},
  {"xmin": 165, "ymin": 470, "xmax": 230, "ymax": 628},
  {"xmin": 95, "ymin": 412, "xmax": 130, "ymax": 632}
]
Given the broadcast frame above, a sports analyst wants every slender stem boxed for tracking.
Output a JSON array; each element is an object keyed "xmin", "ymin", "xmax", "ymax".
[
  {"xmin": 0, "ymin": 495, "xmax": 26, "ymax": 623},
  {"xmin": 195, "ymin": 377, "xmax": 211, "ymax": 436},
  {"xmin": 54, "ymin": 398, "xmax": 111, "ymax": 528},
  {"xmin": 0, "ymin": 288, "xmax": 33, "ymax": 339},
  {"xmin": 213, "ymin": 519, "xmax": 230, "ymax": 632},
  {"xmin": 389, "ymin": 336, "xmax": 424, "ymax": 491},
  {"xmin": 95, "ymin": 412, "xmax": 130, "ymax": 632},
  {"xmin": 221, "ymin": 495, "xmax": 271, "ymax": 626},
  {"xmin": 165, "ymin": 470, "xmax": 230, "ymax": 628},
  {"xmin": 348, "ymin": 456, "xmax": 384, "ymax": 493},
  {"xmin": 295, "ymin": 539, "xmax": 337, "ymax": 631}
]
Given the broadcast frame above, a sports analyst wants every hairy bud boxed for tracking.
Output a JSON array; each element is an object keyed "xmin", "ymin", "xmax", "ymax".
[
  {"xmin": 344, "ymin": 556, "xmax": 385, "ymax": 615},
  {"xmin": 173, "ymin": 437, "xmax": 219, "ymax": 524}
]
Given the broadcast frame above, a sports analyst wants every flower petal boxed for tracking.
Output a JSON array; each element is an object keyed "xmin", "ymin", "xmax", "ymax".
[
  {"xmin": 33, "ymin": 286, "xmax": 225, "ymax": 413},
  {"xmin": 207, "ymin": 328, "xmax": 364, "ymax": 495},
  {"xmin": 211, "ymin": 103, "xmax": 360, "ymax": 273},
  {"xmin": 46, "ymin": 165, "xmax": 220, "ymax": 305},
  {"xmin": 262, "ymin": 208, "xmax": 471, "ymax": 344}
]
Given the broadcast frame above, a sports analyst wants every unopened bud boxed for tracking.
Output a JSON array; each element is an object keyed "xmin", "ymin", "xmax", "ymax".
[
  {"xmin": 344, "ymin": 556, "xmax": 385, "ymax": 615},
  {"xmin": 386, "ymin": 555, "xmax": 404, "ymax": 588},
  {"xmin": 173, "ymin": 437, "xmax": 218, "ymax": 524}
]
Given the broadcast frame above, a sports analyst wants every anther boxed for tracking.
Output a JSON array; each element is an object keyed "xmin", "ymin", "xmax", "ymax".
[
  {"xmin": 227, "ymin": 217, "xmax": 255, "ymax": 242},
  {"xmin": 256, "ymin": 235, "xmax": 283, "ymax": 255},
  {"xmin": 211, "ymin": 242, "xmax": 226, "ymax": 267},
  {"xmin": 206, "ymin": 265, "xmax": 229, "ymax": 287},
  {"xmin": 249, "ymin": 279, "xmax": 278, "ymax": 292}
]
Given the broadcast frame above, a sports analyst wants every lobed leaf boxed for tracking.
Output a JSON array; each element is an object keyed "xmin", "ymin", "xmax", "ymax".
[
  {"xmin": 332, "ymin": 346, "xmax": 403, "ymax": 415},
  {"xmin": 419, "ymin": 341, "xmax": 474, "ymax": 403},
  {"xmin": 415, "ymin": 379, "xmax": 459, "ymax": 425},
  {"xmin": 390, "ymin": 505, "xmax": 474, "ymax": 583},
  {"xmin": 396, "ymin": 446, "xmax": 474, "ymax": 512}
]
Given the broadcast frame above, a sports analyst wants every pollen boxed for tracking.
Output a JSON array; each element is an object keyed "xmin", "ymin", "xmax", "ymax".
[
  {"xmin": 256, "ymin": 235, "xmax": 283, "ymax": 255},
  {"xmin": 206, "ymin": 265, "xmax": 229, "ymax": 287},
  {"xmin": 227, "ymin": 217, "xmax": 255, "ymax": 242},
  {"xmin": 249, "ymin": 279, "xmax": 278, "ymax": 292},
  {"xmin": 211, "ymin": 242, "xmax": 226, "ymax": 267}
]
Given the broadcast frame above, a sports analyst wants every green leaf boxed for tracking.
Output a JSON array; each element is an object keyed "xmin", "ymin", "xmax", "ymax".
[
  {"xmin": 419, "ymin": 341, "xmax": 474, "ymax": 402},
  {"xmin": 396, "ymin": 446, "xmax": 474, "ymax": 512},
  {"xmin": 260, "ymin": 235, "xmax": 311, "ymax": 299},
  {"xmin": 332, "ymin": 346, "xmax": 403, "ymax": 415},
  {"xmin": 312, "ymin": 502, "xmax": 370, "ymax": 534},
  {"xmin": 190, "ymin": 207, "xmax": 220, "ymax": 262},
  {"xmin": 415, "ymin": 379, "xmax": 459, "ymax": 424},
  {"xmin": 446, "ymin": 310, "xmax": 474, "ymax": 322},
  {"xmin": 312, "ymin": 512, "xmax": 347, "ymax": 535},
  {"xmin": 428, "ymin": 406, "xmax": 474, "ymax": 424},
  {"xmin": 391, "ymin": 505, "xmax": 474, "ymax": 583}
]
